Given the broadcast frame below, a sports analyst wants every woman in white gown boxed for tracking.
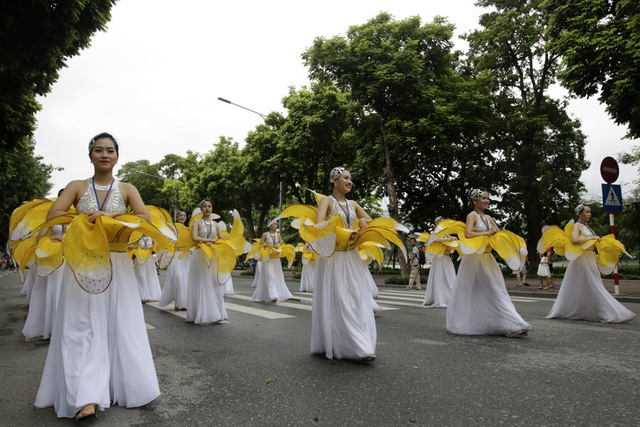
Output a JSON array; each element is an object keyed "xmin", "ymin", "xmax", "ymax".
[
  {"xmin": 251, "ymin": 221, "xmax": 293, "ymax": 302},
  {"xmin": 311, "ymin": 167, "xmax": 378, "ymax": 360},
  {"xmin": 134, "ymin": 235, "xmax": 162, "ymax": 302},
  {"xmin": 446, "ymin": 188, "xmax": 532, "ymax": 337},
  {"xmin": 545, "ymin": 204, "xmax": 636, "ymax": 323},
  {"xmin": 160, "ymin": 210, "xmax": 190, "ymax": 310},
  {"xmin": 186, "ymin": 199, "xmax": 228, "ymax": 324},
  {"xmin": 35, "ymin": 133, "xmax": 160, "ymax": 420},
  {"xmin": 421, "ymin": 219, "xmax": 458, "ymax": 307}
]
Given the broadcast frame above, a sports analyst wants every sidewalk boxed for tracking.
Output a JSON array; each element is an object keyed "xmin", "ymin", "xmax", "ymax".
[{"xmin": 367, "ymin": 272, "xmax": 640, "ymax": 303}]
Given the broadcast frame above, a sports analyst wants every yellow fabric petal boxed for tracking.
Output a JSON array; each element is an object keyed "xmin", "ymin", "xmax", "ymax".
[
  {"xmin": 9, "ymin": 198, "xmax": 52, "ymax": 241},
  {"xmin": 12, "ymin": 236, "xmax": 38, "ymax": 281},
  {"xmin": 35, "ymin": 237, "xmax": 64, "ymax": 277},
  {"xmin": 63, "ymin": 215, "xmax": 112, "ymax": 294},
  {"xmin": 176, "ymin": 223, "xmax": 195, "ymax": 250},
  {"xmin": 212, "ymin": 240, "xmax": 237, "ymax": 284},
  {"xmin": 488, "ymin": 230, "xmax": 526, "ymax": 271},
  {"xmin": 596, "ymin": 235, "xmax": 628, "ymax": 275},
  {"xmin": 279, "ymin": 204, "xmax": 319, "ymax": 220},
  {"xmin": 537, "ymin": 225, "xmax": 568, "ymax": 254}
]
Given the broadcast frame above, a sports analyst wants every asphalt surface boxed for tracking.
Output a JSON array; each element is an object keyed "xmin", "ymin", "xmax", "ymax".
[{"xmin": 1, "ymin": 269, "xmax": 639, "ymax": 426}]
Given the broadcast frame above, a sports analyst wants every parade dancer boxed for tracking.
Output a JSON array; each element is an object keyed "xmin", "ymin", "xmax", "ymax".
[
  {"xmin": 445, "ymin": 188, "xmax": 532, "ymax": 337},
  {"xmin": 542, "ymin": 204, "xmax": 636, "ymax": 323},
  {"xmin": 34, "ymin": 133, "xmax": 172, "ymax": 420},
  {"xmin": 279, "ymin": 167, "xmax": 408, "ymax": 360},
  {"xmin": 186, "ymin": 199, "xmax": 227, "ymax": 324},
  {"xmin": 250, "ymin": 220, "xmax": 294, "ymax": 303},
  {"xmin": 419, "ymin": 218, "xmax": 458, "ymax": 308}
]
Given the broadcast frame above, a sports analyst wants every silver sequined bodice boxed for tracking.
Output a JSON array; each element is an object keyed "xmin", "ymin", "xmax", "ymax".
[
  {"xmin": 76, "ymin": 178, "xmax": 126, "ymax": 214},
  {"xmin": 330, "ymin": 197, "xmax": 357, "ymax": 229},
  {"xmin": 265, "ymin": 232, "xmax": 279, "ymax": 245},
  {"xmin": 472, "ymin": 211, "xmax": 490, "ymax": 232},
  {"xmin": 51, "ymin": 224, "xmax": 65, "ymax": 237},
  {"xmin": 197, "ymin": 218, "xmax": 217, "ymax": 240}
]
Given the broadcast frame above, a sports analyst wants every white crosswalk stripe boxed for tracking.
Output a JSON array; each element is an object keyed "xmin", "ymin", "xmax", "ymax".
[{"xmin": 145, "ymin": 287, "xmax": 546, "ymax": 326}]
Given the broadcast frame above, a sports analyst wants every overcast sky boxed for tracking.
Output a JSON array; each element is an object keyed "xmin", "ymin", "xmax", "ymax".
[{"xmin": 34, "ymin": 0, "xmax": 638, "ymax": 204}]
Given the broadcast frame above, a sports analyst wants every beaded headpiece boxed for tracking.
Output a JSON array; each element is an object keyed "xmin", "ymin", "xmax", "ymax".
[
  {"xmin": 329, "ymin": 167, "xmax": 346, "ymax": 183},
  {"xmin": 470, "ymin": 188, "xmax": 484, "ymax": 201},
  {"xmin": 575, "ymin": 204, "xmax": 585, "ymax": 215}
]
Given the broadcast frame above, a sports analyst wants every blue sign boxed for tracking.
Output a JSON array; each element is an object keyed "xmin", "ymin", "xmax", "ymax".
[{"xmin": 602, "ymin": 184, "xmax": 623, "ymax": 212}]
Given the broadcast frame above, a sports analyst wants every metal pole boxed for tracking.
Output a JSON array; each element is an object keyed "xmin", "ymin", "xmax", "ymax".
[
  {"xmin": 610, "ymin": 212, "xmax": 620, "ymax": 295},
  {"xmin": 279, "ymin": 181, "xmax": 283, "ymax": 231}
]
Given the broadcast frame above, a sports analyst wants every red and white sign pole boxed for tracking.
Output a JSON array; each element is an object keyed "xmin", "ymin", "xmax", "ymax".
[{"xmin": 600, "ymin": 157, "xmax": 620, "ymax": 295}]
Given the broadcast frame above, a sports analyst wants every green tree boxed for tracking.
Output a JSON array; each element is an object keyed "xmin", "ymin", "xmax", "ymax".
[
  {"xmin": 0, "ymin": 139, "xmax": 54, "ymax": 245},
  {"xmin": 466, "ymin": 0, "xmax": 589, "ymax": 265},
  {"xmin": 303, "ymin": 13, "xmax": 469, "ymax": 275},
  {"xmin": 116, "ymin": 160, "xmax": 166, "ymax": 208},
  {"xmin": 278, "ymin": 82, "xmax": 354, "ymax": 204},
  {"xmin": 0, "ymin": 0, "xmax": 118, "ymax": 151},
  {"xmin": 544, "ymin": 0, "xmax": 640, "ymax": 138}
]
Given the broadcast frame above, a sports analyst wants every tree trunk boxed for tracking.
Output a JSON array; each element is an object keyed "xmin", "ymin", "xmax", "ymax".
[{"xmin": 379, "ymin": 116, "xmax": 410, "ymax": 277}]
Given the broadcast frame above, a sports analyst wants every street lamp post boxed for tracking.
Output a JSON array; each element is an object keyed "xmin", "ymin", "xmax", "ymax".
[{"xmin": 217, "ymin": 97, "xmax": 283, "ymax": 232}]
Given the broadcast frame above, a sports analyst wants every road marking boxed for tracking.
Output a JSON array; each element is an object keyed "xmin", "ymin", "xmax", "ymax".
[
  {"xmin": 147, "ymin": 300, "xmax": 293, "ymax": 320},
  {"xmin": 224, "ymin": 302, "xmax": 294, "ymax": 319},
  {"xmin": 226, "ymin": 293, "xmax": 313, "ymax": 311},
  {"xmin": 293, "ymin": 293, "xmax": 400, "ymax": 311}
]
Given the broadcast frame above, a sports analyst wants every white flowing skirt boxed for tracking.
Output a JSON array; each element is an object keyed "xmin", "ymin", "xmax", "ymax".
[
  {"xmin": 22, "ymin": 274, "xmax": 47, "ymax": 340},
  {"xmin": 21, "ymin": 264, "xmax": 37, "ymax": 302},
  {"xmin": 299, "ymin": 261, "xmax": 316, "ymax": 292},
  {"xmin": 35, "ymin": 253, "xmax": 160, "ymax": 418},
  {"xmin": 423, "ymin": 255, "xmax": 456, "ymax": 307},
  {"xmin": 251, "ymin": 258, "xmax": 292, "ymax": 302},
  {"xmin": 224, "ymin": 276, "xmax": 235, "ymax": 294},
  {"xmin": 159, "ymin": 251, "xmax": 190, "ymax": 309},
  {"xmin": 311, "ymin": 250, "xmax": 377, "ymax": 359},
  {"xmin": 546, "ymin": 251, "xmax": 636, "ymax": 323},
  {"xmin": 135, "ymin": 258, "xmax": 161, "ymax": 302},
  {"xmin": 186, "ymin": 249, "xmax": 227, "ymax": 324},
  {"xmin": 446, "ymin": 253, "xmax": 532, "ymax": 336},
  {"xmin": 44, "ymin": 265, "xmax": 65, "ymax": 339}
]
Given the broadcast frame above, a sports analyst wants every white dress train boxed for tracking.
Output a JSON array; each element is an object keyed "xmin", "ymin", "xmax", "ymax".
[
  {"xmin": 22, "ymin": 274, "xmax": 47, "ymax": 340},
  {"xmin": 252, "ymin": 257, "xmax": 293, "ymax": 302},
  {"xmin": 446, "ymin": 253, "xmax": 532, "ymax": 336},
  {"xmin": 423, "ymin": 255, "xmax": 456, "ymax": 307},
  {"xmin": 186, "ymin": 249, "xmax": 227, "ymax": 324},
  {"xmin": 311, "ymin": 250, "xmax": 377, "ymax": 359},
  {"xmin": 299, "ymin": 261, "xmax": 316, "ymax": 292},
  {"xmin": 135, "ymin": 256, "xmax": 161, "ymax": 302},
  {"xmin": 546, "ymin": 251, "xmax": 636, "ymax": 323},
  {"xmin": 159, "ymin": 251, "xmax": 190, "ymax": 309}
]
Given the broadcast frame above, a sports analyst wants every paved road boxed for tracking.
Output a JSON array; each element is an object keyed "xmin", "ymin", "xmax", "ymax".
[{"xmin": 1, "ymin": 270, "xmax": 639, "ymax": 426}]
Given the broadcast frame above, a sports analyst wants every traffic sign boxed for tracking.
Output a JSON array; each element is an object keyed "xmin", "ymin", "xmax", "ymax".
[
  {"xmin": 602, "ymin": 184, "xmax": 623, "ymax": 211},
  {"xmin": 600, "ymin": 156, "xmax": 619, "ymax": 183}
]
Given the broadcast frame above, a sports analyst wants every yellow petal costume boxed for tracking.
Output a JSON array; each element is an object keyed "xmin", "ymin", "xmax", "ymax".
[
  {"xmin": 278, "ymin": 196, "xmax": 408, "ymax": 262},
  {"xmin": 9, "ymin": 197, "xmax": 177, "ymax": 294},
  {"xmin": 430, "ymin": 218, "xmax": 527, "ymax": 271},
  {"xmin": 183, "ymin": 210, "xmax": 251, "ymax": 284},
  {"xmin": 537, "ymin": 219, "xmax": 629, "ymax": 275}
]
